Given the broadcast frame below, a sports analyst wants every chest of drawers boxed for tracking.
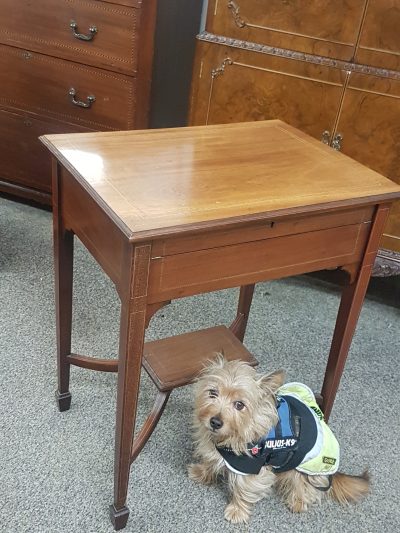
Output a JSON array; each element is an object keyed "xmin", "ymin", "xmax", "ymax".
[{"xmin": 0, "ymin": 0, "xmax": 157, "ymax": 203}]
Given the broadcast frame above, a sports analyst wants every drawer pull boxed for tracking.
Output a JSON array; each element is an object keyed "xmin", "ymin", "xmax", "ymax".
[
  {"xmin": 70, "ymin": 20, "xmax": 97, "ymax": 41},
  {"xmin": 227, "ymin": 1, "xmax": 246, "ymax": 28},
  {"xmin": 68, "ymin": 88, "xmax": 96, "ymax": 108},
  {"xmin": 321, "ymin": 130, "xmax": 330, "ymax": 145},
  {"xmin": 332, "ymin": 133, "xmax": 343, "ymax": 151}
]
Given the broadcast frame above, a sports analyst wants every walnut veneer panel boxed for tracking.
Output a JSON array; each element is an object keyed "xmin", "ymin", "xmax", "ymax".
[
  {"xmin": 0, "ymin": 44, "xmax": 136, "ymax": 130},
  {"xmin": 356, "ymin": 0, "xmax": 400, "ymax": 71},
  {"xmin": 189, "ymin": 41, "xmax": 346, "ymax": 142},
  {"xmin": 335, "ymin": 73, "xmax": 400, "ymax": 252},
  {"xmin": 41, "ymin": 120, "xmax": 400, "ymax": 240},
  {"xmin": 0, "ymin": 108, "xmax": 91, "ymax": 193},
  {"xmin": 206, "ymin": 0, "xmax": 366, "ymax": 61},
  {"xmin": 0, "ymin": 0, "xmax": 140, "ymax": 75}
]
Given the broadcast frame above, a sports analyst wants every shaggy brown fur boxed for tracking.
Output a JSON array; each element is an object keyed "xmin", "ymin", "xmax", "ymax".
[{"xmin": 188, "ymin": 356, "xmax": 370, "ymax": 524}]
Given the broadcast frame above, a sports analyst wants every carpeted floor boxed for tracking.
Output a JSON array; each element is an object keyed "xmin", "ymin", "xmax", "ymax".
[{"xmin": 1, "ymin": 195, "xmax": 399, "ymax": 533}]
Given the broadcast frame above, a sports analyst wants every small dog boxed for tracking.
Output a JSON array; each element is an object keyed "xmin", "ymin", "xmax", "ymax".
[{"xmin": 188, "ymin": 356, "xmax": 369, "ymax": 524}]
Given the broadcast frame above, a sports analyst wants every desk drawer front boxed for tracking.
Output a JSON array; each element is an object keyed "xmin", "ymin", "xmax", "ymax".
[
  {"xmin": 149, "ymin": 223, "xmax": 370, "ymax": 301},
  {"xmin": 152, "ymin": 207, "xmax": 374, "ymax": 257},
  {"xmin": 0, "ymin": 0, "xmax": 140, "ymax": 75},
  {"xmin": 0, "ymin": 45, "xmax": 136, "ymax": 130}
]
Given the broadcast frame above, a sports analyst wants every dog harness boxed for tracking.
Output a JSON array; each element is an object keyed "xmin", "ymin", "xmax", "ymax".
[{"xmin": 217, "ymin": 382, "xmax": 340, "ymax": 477}]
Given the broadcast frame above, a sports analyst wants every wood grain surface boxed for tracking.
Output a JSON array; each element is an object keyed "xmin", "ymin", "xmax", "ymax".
[
  {"xmin": 336, "ymin": 72, "xmax": 400, "ymax": 251},
  {"xmin": 41, "ymin": 120, "xmax": 400, "ymax": 239},
  {"xmin": 0, "ymin": 0, "xmax": 140, "ymax": 75},
  {"xmin": 356, "ymin": 0, "xmax": 400, "ymax": 71},
  {"xmin": 206, "ymin": 0, "xmax": 366, "ymax": 60}
]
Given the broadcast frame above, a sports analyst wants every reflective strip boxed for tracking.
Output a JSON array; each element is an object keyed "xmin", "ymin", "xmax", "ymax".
[{"xmin": 222, "ymin": 459, "xmax": 250, "ymax": 476}]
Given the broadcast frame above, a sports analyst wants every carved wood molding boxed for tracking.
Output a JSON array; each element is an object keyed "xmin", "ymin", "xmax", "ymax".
[
  {"xmin": 197, "ymin": 31, "xmax": 400, "ymax": 80},
  {"xmin": 372, "ymin": 248, "xmax": 400, "ymax": 277}
]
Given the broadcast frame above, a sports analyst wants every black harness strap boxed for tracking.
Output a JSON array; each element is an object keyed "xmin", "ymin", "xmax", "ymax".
[{"xmin": 216, "ymin": 395, "xmax": 318, "ymax": 475}]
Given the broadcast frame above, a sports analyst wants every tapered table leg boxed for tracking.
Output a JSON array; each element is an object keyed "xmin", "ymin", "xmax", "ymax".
[
  {"xmin": 110, "ymin": 244, "xmax": 151, "ymax": 530},
  {"xmin": 321, "ymin": 266, "xmax": 372, "ymax": 420},
  {"xmin": 53, "ymin": 162, "xmax": 74, "ymax": 412},
  {"xmin": 321, "ymin": 204, "xmax": 390, "ymax": 420},
  {"xmin": 230, "ymin": 284, "xmax": 255, "ymax": 342}
]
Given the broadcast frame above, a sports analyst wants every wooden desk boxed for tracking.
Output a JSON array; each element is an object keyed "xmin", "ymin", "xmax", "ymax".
[{"xmin": 41, "ymin": 120, "xmax": 400, "ymax": 530}]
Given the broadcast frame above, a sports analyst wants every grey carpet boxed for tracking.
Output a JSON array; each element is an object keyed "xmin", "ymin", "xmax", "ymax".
[{"xmin": 1, "ymin": 195, "xmax": 399, "ymax": 533}]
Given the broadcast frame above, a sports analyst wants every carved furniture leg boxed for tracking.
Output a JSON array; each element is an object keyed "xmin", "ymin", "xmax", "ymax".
[
  {"xmin": 230, "ymin": 284, "xmax": 255, "ymax": 342},
  {"xmin": 53, "ymin": 161, "xmax": 73, "ymax": 412},
  {"xmin": 321, "ymin": 205, "xmax": 390, "ymax": 420},
  {"xmin": 110, "ymin": 244, "xmax": 151, "ymax": 530}
]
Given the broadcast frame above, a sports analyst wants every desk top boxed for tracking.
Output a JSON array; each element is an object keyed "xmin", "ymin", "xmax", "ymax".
[{"xmin": 41, "ymin": 120, "xmax": 400, "ymax": 240}]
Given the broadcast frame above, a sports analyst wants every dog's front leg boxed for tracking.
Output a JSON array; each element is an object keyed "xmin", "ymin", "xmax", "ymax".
[
  {"xmin": 188, "ymin": 461, "xmax": 217, "ymax": 485},
  {"xmin": 225, "ymin": 468, "xmax": 276, "ymax": 524},
  {"xmin": 188, "ymin": 452, "xmax": 224, "ymax": 485}
]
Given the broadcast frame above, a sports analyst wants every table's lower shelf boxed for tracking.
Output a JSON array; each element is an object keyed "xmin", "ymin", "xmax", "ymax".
[
  {"xmin": 67, "ymin": 325, "xmax": 258, "ymax": 391},
  {"xmin": 143, "ymin": 325, "xmax": 258, "ymax": 391}
]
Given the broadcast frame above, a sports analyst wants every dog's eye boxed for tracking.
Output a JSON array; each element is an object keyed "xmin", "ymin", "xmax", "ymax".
[
  {"xmin": 208, "ymin": 389, "xmax": 218, "ymax": 398},
  {"xmin": 233, "ymin": 401, "xmax": 245, "ymax": 411}
]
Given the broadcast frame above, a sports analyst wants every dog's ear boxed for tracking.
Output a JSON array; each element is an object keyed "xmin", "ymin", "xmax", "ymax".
[{"xmin": 258, "ymin": 369, "xmax": 286, "ymax": 395}]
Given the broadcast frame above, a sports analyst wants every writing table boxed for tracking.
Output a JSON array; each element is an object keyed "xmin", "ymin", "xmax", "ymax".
[{"xmin": 41, "ymin": 120, "xmax": 400, "ymax": 529}]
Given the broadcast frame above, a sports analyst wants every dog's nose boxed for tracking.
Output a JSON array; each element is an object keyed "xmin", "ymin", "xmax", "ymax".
[{"xmin": 210, "ymin": 416, "xmax": 223, "ymax": 430}]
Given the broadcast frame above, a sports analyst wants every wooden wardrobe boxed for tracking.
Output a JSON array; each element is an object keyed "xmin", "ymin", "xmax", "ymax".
[{"xmin": 189, "ymin": 0, "xmax": 400, "ymax": 275}]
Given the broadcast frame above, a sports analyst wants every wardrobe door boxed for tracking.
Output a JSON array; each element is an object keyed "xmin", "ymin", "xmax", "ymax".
[
  {"xmin": 189, "ymin": 42, "xmax": 346, "ymax": 143},
  {"xmin": 334, "ymin": 73, "xmax": 400, "ymax": 251},
  {"xmin": 206, "ymin": 0, "xmax": 367, "ymax": 60},
  {"xmin": 355, "ymin": 0, "xmax": 400, "ymax": 71}
]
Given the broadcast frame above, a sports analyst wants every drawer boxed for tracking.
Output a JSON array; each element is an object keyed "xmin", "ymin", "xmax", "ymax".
[
  {"xmin": 0, "ymin": 108, "xmax": 91, "ymax": 193},
  {"xmin": 0, "ymin": 0, "xmax": 140, "ymax": 75},
  {"xmin": 148, "ymin": 222, "xmax": 371, "ymax": 301},
  {"xmin": 206, "ymin": 0, "xmax": 366, "ymax": 61},
  {"xmin": 151, "ymin": 206, "xmax": 375, "ymax": 257},
  {"xmin": 0, "ymin": 45, "xmax": 136, "ymax": 130}
]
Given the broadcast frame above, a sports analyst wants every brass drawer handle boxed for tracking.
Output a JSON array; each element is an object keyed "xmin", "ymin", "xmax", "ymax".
[
  {"xmin": 227, "ymin": 1, "xmax": 246, "ymax": 28},
  {"xmin": 321, "ymin": 130, "xmax": 330, "ymax": 145},
  {"xmin": 332, "ymin": 133, "xmax": 343, "ymax": 151},
  {"xmin": 70, "ymin": 20, "xmax": 97, "ymax": 41},
  {"xmin": 69, "ymin": 88, "xmax": 95, "ymax": 108}
]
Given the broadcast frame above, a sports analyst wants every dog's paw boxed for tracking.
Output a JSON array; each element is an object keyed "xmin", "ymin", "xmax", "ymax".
[
  {"xmin": 188, "ymin": 463, "xmax": 213, "ymax": 485},
  {"xmin": 224, "ymin": 503, "xmax": 250, "ymax": 524},
  {"xmin": 287, "ymin": 500, "xmax": 308, "ymax": 513}
]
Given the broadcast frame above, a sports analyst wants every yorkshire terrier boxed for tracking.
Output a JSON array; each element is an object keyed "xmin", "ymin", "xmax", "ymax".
[{"xmin": 188, "ymin": 356, "xmax": 369, "ymax": 524}]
